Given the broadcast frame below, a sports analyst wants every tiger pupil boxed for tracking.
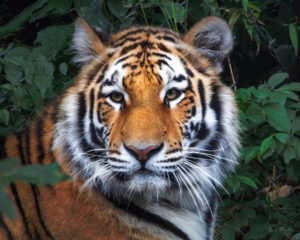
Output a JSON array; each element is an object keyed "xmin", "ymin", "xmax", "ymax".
[
  {"xmin": 111, "ymin": 92, "xmax": 124, "ymax": 103},
  {"xmin": 166, "ymin": 89, "xmax": 180, "ymax": 100}
]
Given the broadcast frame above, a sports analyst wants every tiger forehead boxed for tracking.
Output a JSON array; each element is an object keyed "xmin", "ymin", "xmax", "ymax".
[{"xmin": 109, "ymin": 27, "xmax": 183, "ymax": 89}]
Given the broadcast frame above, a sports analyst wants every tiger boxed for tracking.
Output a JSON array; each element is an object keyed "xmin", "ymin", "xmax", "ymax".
[{"xmin": 0, "ymin": 16, "xmax": 240, "ymax": 240}]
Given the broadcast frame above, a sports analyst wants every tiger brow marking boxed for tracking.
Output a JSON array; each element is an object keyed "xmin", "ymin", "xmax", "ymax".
[
  {"xmin": 156, "ymin": 59, "xmax": 174, "ymax": 72},
  {"xmin": 156, "ymin": 35, "xmax": 176, "ymax": 43},
  {"xmin": 117, "ymin": 29, "xmax": 148, "ymax": 40},
  {"xmin": 157, "ymin": 43, "xmax": 171, "ymax": 53},
  {"xmin": 151, "ymin": 52, "xmax": 171, "ymax": 60},
  {"xmin": 114, "ymin": 37, "xmax": 141, "ymax": 48},
  {"xmin": 120, "ymin": 42, "xmax": 140, "ymax": 55}
]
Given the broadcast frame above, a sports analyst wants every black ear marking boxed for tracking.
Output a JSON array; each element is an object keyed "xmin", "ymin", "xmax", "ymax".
[{"xmin": 92, "ymin": 27, "xmax": 111, "ymax": 46}]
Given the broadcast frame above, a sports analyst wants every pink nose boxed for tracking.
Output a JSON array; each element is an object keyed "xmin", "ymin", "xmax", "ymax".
[{"xmin": 125, "ymin": 144, "xmax": 163, "ymax": 161}]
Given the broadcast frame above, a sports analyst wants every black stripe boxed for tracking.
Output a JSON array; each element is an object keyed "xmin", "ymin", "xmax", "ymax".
[
  {"xmin": 0, "ymin": 216, "xmax": 13, "ymax": 240},
  {"xmin": 114, "ymin": 37, "xmax": 141, "ymax": 48},
  {"xmin": 0, "ymin": 136, "xmax": 6, "ymax": 159},
  {"xmin": 30, "ymin": 185, "xmax": 55, "ymax": 240},
  {"xmin": 151, "ymin": 52, "xmax": 171, "ymax": 60},
  {"xmin": 107, "ymin": 198, "xmax": 190, "ymax": 240},
  {"xmin": 115, "ymin": 54, "xmax": 136, "ymax": 65},
  {"xmin": 17, "ymin": 133, "xmax": 26, "ymax": 164},
  {"xmin": 156, "ymin": 35, "xmax": 176, "ymax": 43},
  {"xmin": 204, "ymin": 198, "xmax": 216, "ymax": 240},
  {"xmin": 156, "ymin": 59, "xmax": 174, "ymax": 72},
  {"xmin": 10, "ymin": 183, "xmax": 33, "ymax": 239},
  {"xmin": 157, "ymin": 43, "xmax": 170, "ymax": 53},
  {"xmin": 36, "ymin": 116, "xmax": 45, "ymax": 164},
  {"xmin": 96, "ymin": 65, "xmax": 108, "ymax": 83},
  {"xmin": 195, "ymin": 122, "xmax": 209, "ymax": 141},
  {"xmin": 97, "ymin": 102, "xmax": 102, "ymax": 124},
  {"xmin": 209, "ymin": 84, "xmax": 222, "ymax": 132},
  {"xmin": 89, "ymin": 90, "xmax": 104, "ymax": 148},
  {"xmin": 198, "ymin": 79, "xmax": 206, "ymax": 120},
  {"xmin": 120, "ymin": 42, "xmax": 139, "ymax": 55},
  {"xmin": 117, "ymin": 29, "xmax": 147, "ymax": 41},
  {"xmin": 78, "ymin": 92, "xmax": 94, "ymax": 154},
  {"xmin": 87, "ymin": 62, "xmax": 104, "ymax": 85},
  {"xmin": 23, "ymin": 128, "xmax": 32, "ymax": 164}
]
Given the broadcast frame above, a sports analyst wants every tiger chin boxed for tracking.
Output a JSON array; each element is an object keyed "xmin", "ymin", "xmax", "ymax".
[{"xmin": 1, "ymin": 16, "xmax": 240, "ymax": 240}]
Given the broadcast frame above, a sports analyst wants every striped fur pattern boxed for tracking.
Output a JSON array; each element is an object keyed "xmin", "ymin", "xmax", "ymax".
[{"xmin": 0, "ymin": 16, "xmax": 239, "ymax": 240}]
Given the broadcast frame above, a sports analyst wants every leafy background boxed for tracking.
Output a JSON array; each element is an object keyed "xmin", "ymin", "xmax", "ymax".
[{"xmin": 0, "ymin": 0, "xmax": 299, "ymax": 239}]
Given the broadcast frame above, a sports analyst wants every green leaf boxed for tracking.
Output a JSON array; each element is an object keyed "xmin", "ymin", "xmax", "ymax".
[
  {"xmin": 284, "ymin": 145, "xmax": 296, "ymax": 164},
  {"xmin": 33, "ymin": 55, "xmax": 54, "ymax": 95},
  {"xmin": 226, "ymin": 176, "xmax": 240, "ymax": 192},
  {"xmin": 5, "ymin": 63, "xmax": 23, "ymax": 84},
  {"xmin": 35, "ymin": 25, "xmax": 73, "ymax": 57},
  {"xmin": 47, "ymin": 0, "xmax": 71, "ymax": 12},
  {"xmin": 0, "ymin": 109, "xmax": 10, "ymax": 126},
  {"xmin": 267, "ymin": 72, "xmax": 288, "ymax": 88},
  {"xmin": 0, "ymin": 0, "xmax": 46, "ymax": 38},
  {"xmin": 107, "ymin": 0, "xmax": 128, "ymax": 20},
  {"xmin": 263, "ymin": 103, "xmax": 291, "ymax": 132},
  {"xmin": 243, "ymin": 146, "xmax": 259, "ymax": 163},
  {"xmin": 280, "ymin": 82, "xmax": 300, "ymax": 91},
  {"xmin": 245, "ymin": 222, "xmax": 269, "ymax": 239},
  {"xmin": 252, "ymin": 88, "xmax": 270, "ymax": 99},
  {"xmin": 0, "ymin": 158, "xmax": 19, "ymax": 174},
  {"xmin": 236, "ymin": 176, "xmax": 258, "ymax": 189},
  {"xmin": 2, "ymin": 163, "xmax": 69, "ymax": 185},
  {"xmin": 292, "ymin": 116, "xmax": 300, "ymax": 135},
  {"xmin": 236, "ymin": 88, "xmax": 251, "ymax": 103},
  {"xmin": 0, "ymin": 188, "xmax": 16, "ymax": 221},
  {"xmin": 274, "ymin": 133, "xmax": 289, "ymax": 144},
  {"xmin": 222, "ymin": 227, "xmax": 235, "ymax": 240},
  {"xmin": 59, "ymin": 63, "xmax": 68, "ymax": 76},
  {"xmin": 246, "ymin": 103, "xmax": 265, "ymax": 124},
  {"xmin": 289, "ymin": 23, "xmax": 298, "ymax": 56},
  {"xmin": 242, "ymin": 0, "xmax": 248, "ymax": 14},
  {"xmin": 260, "ymin": 136, "xmax": 273, "ymax": 156}
]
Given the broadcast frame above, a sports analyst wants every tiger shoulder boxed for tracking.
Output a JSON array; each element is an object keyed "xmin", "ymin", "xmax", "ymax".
[{"xmin": 0, "ymin": 16, "xmax": 240, "ymax": 240}]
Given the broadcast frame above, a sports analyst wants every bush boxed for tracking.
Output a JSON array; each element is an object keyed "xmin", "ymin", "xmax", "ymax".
[{"xmin": 0, "ymin": 1, "xmax": 299, "ymax": 239}]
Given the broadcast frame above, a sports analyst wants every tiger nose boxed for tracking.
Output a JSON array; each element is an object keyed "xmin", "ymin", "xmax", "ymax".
[{"xmin": 124, "ymin": 143, "xmax": 164, "ymax": 161}]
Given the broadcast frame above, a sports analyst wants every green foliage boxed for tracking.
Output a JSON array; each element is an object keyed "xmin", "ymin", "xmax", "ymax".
[
  {"xmin": 219, "ymin": 72, "xmax": 300, "ymax": 239},
  {"xmin": 0, "ymin": 158, "xmax": 69, "ymax": 220},
  {"xmin": 0, "ymin": 0, "xmax": 299, "ymax": 238}
]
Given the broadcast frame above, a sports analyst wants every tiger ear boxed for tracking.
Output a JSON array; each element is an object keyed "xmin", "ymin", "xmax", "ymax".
[
  {"xmin": 72, "ymin": 18, "xmax": 110, "ymax": 65},
  {"xmin": 184, "ymin": 16, "xmax": 233, "ymax": 71}
]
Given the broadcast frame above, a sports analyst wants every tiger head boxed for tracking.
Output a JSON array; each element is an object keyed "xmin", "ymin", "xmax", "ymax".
[{"xmin": 54, "ymin": 17, "xmax": 239, "ymax": 207}]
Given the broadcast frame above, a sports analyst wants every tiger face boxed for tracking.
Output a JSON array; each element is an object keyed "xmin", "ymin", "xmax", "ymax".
[{"xmin": 54, "ymin": 17, "xmax": 239, "ymax": 208}]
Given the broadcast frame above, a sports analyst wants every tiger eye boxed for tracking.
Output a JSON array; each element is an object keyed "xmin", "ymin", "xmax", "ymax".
[
  {"xmin": 110, "ymin": 92, "xmax": 124, "ymax": 103},
  {"xmin": 165, "ymin": 88, "xmax": 181, "ymax": 100}
]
